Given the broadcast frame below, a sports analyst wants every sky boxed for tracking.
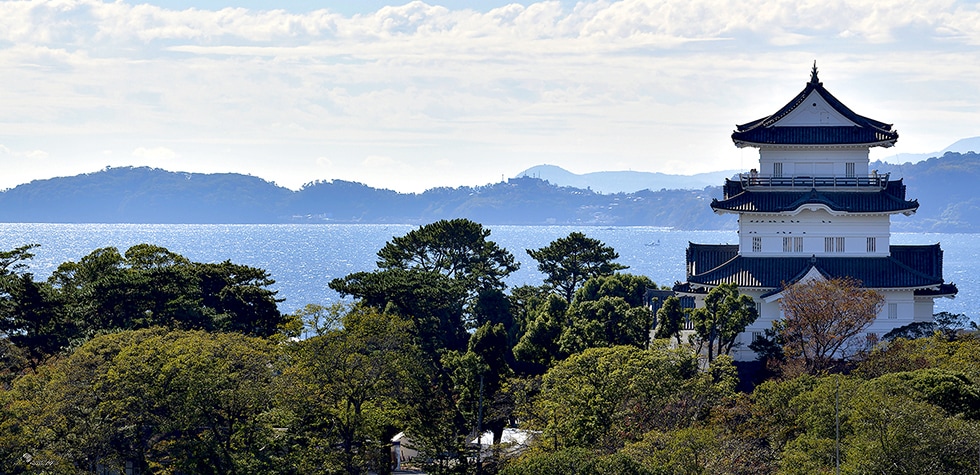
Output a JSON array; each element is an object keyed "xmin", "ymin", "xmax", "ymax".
[{"xmin": 1, "ymin": 0, "xmax": 979, "ymax": 192}]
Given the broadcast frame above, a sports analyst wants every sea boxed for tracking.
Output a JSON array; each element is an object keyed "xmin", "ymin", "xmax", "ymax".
[{"xmin": 0, "ymin": 223, "xmax": 976, "ymax": 322}]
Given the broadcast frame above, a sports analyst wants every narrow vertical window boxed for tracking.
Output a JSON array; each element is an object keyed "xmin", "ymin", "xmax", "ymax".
[
  {"xmin": 783, "ymin": 237, "xmax": 792, "ymax": 252},
  {"xmin": 867, "ymin": 237, "xmax": 876, "ymax": 253},
  {"xmin": 846, "ymin": 162, "xmax": 855, "ymax": 177},
  {"xmin": 794, "ymin": 237, "xmax": 803, "ymax": 252},
  {"xmin": 774, "ymin": 162, "xmax": 783, "ymax": 177},
  {"xmin": 836, "ymin": 237, "xmax": 845, "ymax": 252},
  {"xmin": 752, "ymin": 236, "xmax": 762, "ymax": 253},
  {"xmin": 888, "ymin": 303, "xmax": 898, "ymax": 319},
  {"xmin": 824, "ymin": 237, "xmax": 834, "ymax": 253}
]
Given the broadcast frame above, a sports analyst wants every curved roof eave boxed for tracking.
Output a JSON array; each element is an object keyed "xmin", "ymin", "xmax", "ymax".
[
  {"xmin": 732, "ymin": 65, "xmax": 897, "ymax": 147},
  {"xmin": 733, "ymin": 139, "xmax": 899, "ymax": 149}
]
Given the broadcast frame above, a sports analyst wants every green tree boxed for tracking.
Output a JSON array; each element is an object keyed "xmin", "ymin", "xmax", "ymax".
[
  {"xmin": 527, "ymin": 345, "xmax": 699, "ymax": 454},
  {"xmin": 194, "ymin": 260, "xmax": 285, "ymax": 336},
  {"xmin": 574, "ymin": 273, "xmax": 652, "ymax": 307},
  {"xmin": 101, "ymin": 330, "xmax": 282, "ymax": 474},
  {"xmin": 512, "ymin": 274, "xmax": 656, "ymax": 371},
  {"xmin": 48, "ymin": 246, "xmax": 135, "ymax": 332},
  {"xmin": 654, "ymin": 295, "xmax": 685, "ymax": 346},
  {"xmin": 770, "ymin": 372, "xmax": 980, "ymax": 474},
  {"xmin": 1, "ymin": 328, "xmax": 286, "ymax": 474},
  {"xmin": 332, "ymin": 220, "xmax": 518, "ymax": 356},
  {"xmin": 0, "ymin": 274, "xmax": 67, "ymax": 371},
  {"xmin": 558, "ymin": 296, "xmax": 653, "ymax": 355},
  {"xmin": 501, "ymin": 447, "xmax": 656, "ymax": 475},
  {"xmin": 842, "ymin": 370, "xmax": 980, "ymax": 474},
  {"xmin": 690, "ymin": 283, "xmax": 758, "ymax": 363},
  {"xmin": 1, "ymin": 244, "xmax": 74, "ymax": 371},
  {"xmin": 377, "ymin": 218, "xmax": 519, "ymax": 294},
  {"xmin": 443, "ymin": 322, "xmax": 514, "ymax": 455},
  {"xmin": 278, "ymin": 307, "xmax": 427, "ymax": 474},
  {"xmin": 934, "ymin": 311, "xmax": 970, "ymax": 339},
  {"xmin": 0, "ymin": 244, "xmax": 39, "ymax": 275},
  {"xmin": 292, "ymin": 302, "xmax": 346, "ymax": 338},
  {"xmin": 526, "ymin": 232, "xmax": 627, "ymax": 302},
  {"xmin": 331, "ymin": 268, "xmax": 468, "ymax": 356},
  {"xmin": 46, "ymin": 245, "xmax": 285, "ymax": 338},
  {"xmin": 512, "ymin": 294, "xmax": 567, "ymax": 372}
]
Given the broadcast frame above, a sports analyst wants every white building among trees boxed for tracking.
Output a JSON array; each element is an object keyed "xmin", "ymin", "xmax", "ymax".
[{"xmin": 674, "ymin": 63, "xmax": 958, "ymax": 361}]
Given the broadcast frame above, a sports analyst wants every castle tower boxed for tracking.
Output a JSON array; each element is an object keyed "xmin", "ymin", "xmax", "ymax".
[{"xmin": 675, "ymin": 63, "xmax": 958, "ymax": 360}]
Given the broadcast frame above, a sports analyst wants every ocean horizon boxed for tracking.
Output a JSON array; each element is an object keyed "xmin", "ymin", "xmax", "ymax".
[{"xmin": 1, "ymin": 223, "xmax": 974, "ymax": 322}]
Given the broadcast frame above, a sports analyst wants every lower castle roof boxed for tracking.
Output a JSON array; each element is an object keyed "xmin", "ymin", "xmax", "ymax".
[
  {"xmin": 679, "ymin": 244, "xmax": 955, "ymax": 295},
  {"xmin": 713, "ymin": 179, "xmax": 918, "ymax": 215}
]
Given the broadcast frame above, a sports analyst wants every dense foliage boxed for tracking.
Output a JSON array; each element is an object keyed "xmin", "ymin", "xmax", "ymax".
[{"xmin": 2, "ymin": 220, "xmax": 978, "ymax": 474}]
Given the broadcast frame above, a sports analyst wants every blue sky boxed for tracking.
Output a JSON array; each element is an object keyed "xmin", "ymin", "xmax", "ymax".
[{"xmin": 1, "ymin": 0, "xmax": 979, "ymax": 192}]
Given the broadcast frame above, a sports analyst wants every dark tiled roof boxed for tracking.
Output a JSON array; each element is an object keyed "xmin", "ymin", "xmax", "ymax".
[
  {"xmin": 891, "ymin": 244, "xmax": 945, "ymax": 280},
  {"xmin": 683, "ymin": 244, "xmax": 949, "ymax": 291},
  {"xmin": 731, "ymin": 68, "xmax": 898, "ymax": 147},
  {"xmin": 686, "ymin": 243, "xmax": 738, "ymax": 277},
  {"xmin": 712, "ymin": 179, "xmax": 917, "ymax": 214},
  {"xmin": 732, "ymin": 126, "xmax": 898, "ymax": 146}
]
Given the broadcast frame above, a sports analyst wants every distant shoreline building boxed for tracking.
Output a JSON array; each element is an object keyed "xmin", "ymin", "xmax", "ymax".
[{"xmin": 672, "ymin": 63, "xmax": 958, "ymax": 360}]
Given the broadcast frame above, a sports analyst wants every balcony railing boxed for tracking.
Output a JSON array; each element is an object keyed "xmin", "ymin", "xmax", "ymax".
[{"xmin": 738, "ymin": 172, "xmax": 889, "ymax": 190}]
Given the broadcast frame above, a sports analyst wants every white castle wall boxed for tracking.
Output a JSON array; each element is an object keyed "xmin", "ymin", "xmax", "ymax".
[{"xmin": 737, "ymin": 210, "xmax": 890, "ymax": 257}]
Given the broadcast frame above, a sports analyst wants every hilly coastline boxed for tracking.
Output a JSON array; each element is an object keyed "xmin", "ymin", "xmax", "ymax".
[{"xmin": 1, "ymin": 151, "xmax": 978, "ymax": 232}]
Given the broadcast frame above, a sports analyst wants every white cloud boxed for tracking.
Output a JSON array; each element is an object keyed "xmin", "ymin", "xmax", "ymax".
[
  {"xmin": 0, "ymin": 0, "xmax": 978, "ymax": 192},
  {"xmin": 0, "ymin": 144, "xmax": 48, "ymax": 160},
  {"xmin": 24, "ymin": 150, "xmax": 49, "ymax": 160}
]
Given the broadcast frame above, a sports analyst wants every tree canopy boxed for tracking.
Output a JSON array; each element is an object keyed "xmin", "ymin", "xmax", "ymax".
[
  {"xmin": 689, "ymin": 283, "xmax": 758, "ymax": 363},
  {"xmin": 0, "ymin": 244, "xmax": 287, "ymax": 371},
  {"xmin": 526, "ymin": 232, "xmax": 627, "ymax": 302},
  {"xmin": 4, "ymin": 225, "xmax": 977, "ymax": 474},
  {"xmin": 377, "ymin": 218, "xmax": 519, "ymax": 293}
]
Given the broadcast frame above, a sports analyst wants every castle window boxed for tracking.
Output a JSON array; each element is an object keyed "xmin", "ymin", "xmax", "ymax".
[
  {"xmin": 752, "ymin": 237, "xmax": 762, "ymax": 252},
  {"xmin": 774, "ymin": 162, "xmax": 783, "ymax": 177},
  {"xmin": 783, "ymin": 237, "xmax": 804, "ymax": 252},
  {"xmin": 888, "ymin": 303, "xmax": 898, "ymax": 319},
  {"xmin": 825, "ymin": 237, "xmax": 845, "ymax": 253},
  {"xmin": 846, "ymin": 162, "xmax": 855, "ymax": 177},
  {"xmin": 867, "ymin": 237, "xmax": 876, "ymax": 253}
]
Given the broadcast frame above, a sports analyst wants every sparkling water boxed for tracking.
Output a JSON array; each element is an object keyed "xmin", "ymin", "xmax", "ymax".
[{"xmin": 0, "ymin": 224, "xmax": 974, "ymax": 321}]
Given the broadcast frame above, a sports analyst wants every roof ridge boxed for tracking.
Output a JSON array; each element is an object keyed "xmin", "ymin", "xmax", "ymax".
[{"xmin": 732, "ymin": 64, "xmax": 898, "ymax": 147}]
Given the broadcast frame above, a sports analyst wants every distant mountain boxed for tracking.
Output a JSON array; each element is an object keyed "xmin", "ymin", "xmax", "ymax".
[
  {"xmin": 1, "ymin": 152, "xmax": 978, "ymax": 231},
  {"xmin": 0, "ymin": 167, "xmax": 290, "ymax": 223},
  {"xmin": 872, "ymin": 151, "xmax": 980, "ymax": 232},
  {"xmin": 0, "ymin": 166, "xmax": 732, "ymax": 229},
  {"xmin": 515, "ymin": 164, "xmax": 738, "ymax": 193},
  {"xmin": 879, "ymin": 136, "xmax": 980, "ymax": 165}
]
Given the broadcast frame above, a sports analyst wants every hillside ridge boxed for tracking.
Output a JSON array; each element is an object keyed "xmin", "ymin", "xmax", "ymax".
[{"xmin": 1, "ymin": 152, "xmax": 978, "ymax": 231}]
